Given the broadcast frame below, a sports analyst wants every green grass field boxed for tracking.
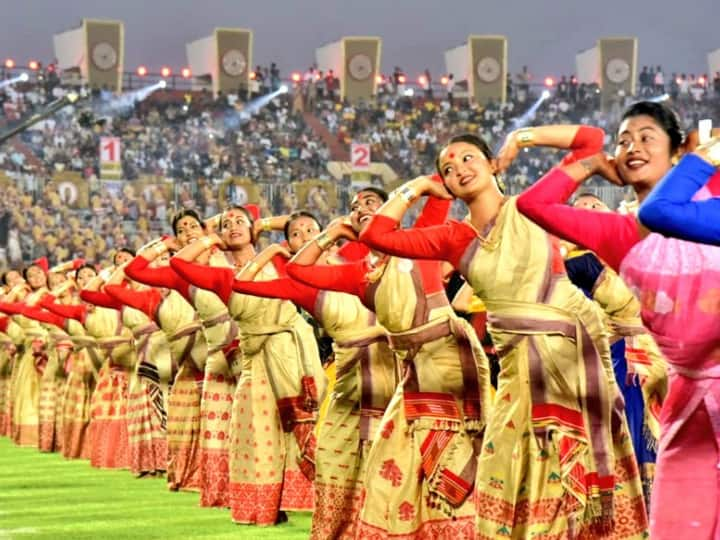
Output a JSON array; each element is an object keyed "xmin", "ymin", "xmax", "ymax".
[{"xmin": 0, "ymin": 437, "xmax": 311, "ymax": 539}]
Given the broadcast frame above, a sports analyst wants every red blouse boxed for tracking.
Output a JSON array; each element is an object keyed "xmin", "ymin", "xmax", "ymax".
[
  {"xmin": 516, "ymin": 168, "xmax": 641, "ymax": 272},
  {"xmin": 40, "ymin": 295, "xmax": 88, "ymax": 323},
  {"xmin": 231, "ymin": 277, "xmax": 319, "ymax": 317},
  {"xmin": 105, "ymin": 285, "xmax": 163, "ymax": 321},
  {"xmin": 79, "ymin": 290, "xmax": 123, "ymax": 312},
  {"xmin": 170, "ymin": 254, "xmax": 286, "ymax": 304},
  {"xmin": 125, "ymin": 255, "xmax": 192, "ymax": 302},
  {"xmin": 287, "ymin": 192, "xmax": 453, "ymax": 307}
]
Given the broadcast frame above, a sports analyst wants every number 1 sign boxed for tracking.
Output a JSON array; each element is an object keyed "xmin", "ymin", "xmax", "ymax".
[
  {"xmin": 351, "ymin": 142, "xmax": 371, "ymax": 171},
  {"xmin": 99, "ymin": 137, "xmax": 122, "ymax": 179}
]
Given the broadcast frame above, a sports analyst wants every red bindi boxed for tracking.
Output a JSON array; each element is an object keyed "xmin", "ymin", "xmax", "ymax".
[{"xmin": 448, "ymin": 152, "xmax": 456, "ymax": 159}]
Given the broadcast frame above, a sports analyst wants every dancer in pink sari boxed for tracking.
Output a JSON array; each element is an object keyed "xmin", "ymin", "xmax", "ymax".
[{"xmin": 514, "ymin": 102, "xmax": 720, "ymax": 539}]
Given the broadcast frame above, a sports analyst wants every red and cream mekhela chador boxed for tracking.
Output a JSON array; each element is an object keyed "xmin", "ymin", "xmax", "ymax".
[
  {"xmin": 287, "ymin": 193, "xmax": 492, "ymax": 540},
  {"xmin": 232, "ymin": 259, "xmax": 396, "ymax": 539},
  {"xmin": 126, "ymin": 252, "xmax": 240, "ymax": 507},
  {"xmin": 171, "ymin": 253, "xmax": 325, "ymax": 526}
]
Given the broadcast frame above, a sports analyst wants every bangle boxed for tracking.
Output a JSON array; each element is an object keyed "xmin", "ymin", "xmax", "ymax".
[
  {"xmin": 153, "ymin": 242, "xmax": 167, "ymax": 257},
  {"xmin": 516, "ymin": 128, "xmax": 535, "ymax": 148},
  {"xmin": 261, "ymin": 218, "xmax": 272, "ymax": 232},
  {"xmin": 395, "ymin": 185, "xmax": 418, "ymax": 205},
  {"xmin": 315, "ymin": 232, "xmax": 334, "ymax": 251},
  {"xmin": 200, "ymin": 236, "xmax": 215, "ymax": 250}
]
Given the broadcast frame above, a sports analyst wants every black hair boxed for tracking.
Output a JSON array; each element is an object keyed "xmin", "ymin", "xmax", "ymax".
[
  {"xmin": 74, "ymin": 263, "xmax": 97, "ymax": 281},
  {"xmin": 220, "ymin": 205, "xmax": 256, "ymax": 245},
  {"xmin": 1, "ymin": 269, "xmax": 20, "ymax": 286},
  {"xmin": 620, "ymin": 101, "xmax": 684, "ymax": 153},
  {"xmin": 171, "ymin": 209, "xmax": 205, "ymax": 236},
  {"xmin": 354, "ymin": 186, "xmax": 388, "ymax": 203},
  {"xmin": 283, "ymin": 211, "xmax": 321, "ymax": 241},
  {"xmin": 112, "ymin": 248, "xmax": 136, "ymax": 265},
  {"xmin": 435, "ymin": 133, "xmax": 503, "ymax": 194}
]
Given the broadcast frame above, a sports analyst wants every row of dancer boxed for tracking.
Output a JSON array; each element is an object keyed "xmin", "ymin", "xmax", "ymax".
[{"xmin": 1, "ymin": 99, "xmax": 718, "ymax": 538}]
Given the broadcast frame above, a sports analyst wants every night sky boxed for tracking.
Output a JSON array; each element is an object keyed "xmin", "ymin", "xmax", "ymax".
[{"xmin": 2, "ymin": 0, "xmax": 719, "ymax": 80}]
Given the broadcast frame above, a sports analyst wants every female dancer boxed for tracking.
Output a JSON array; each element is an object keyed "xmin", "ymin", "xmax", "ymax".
[
  {"xmin": 40, "ymin": 263, "xmax": 100, "ymax": 459},
  {"xmin": 232, "ymin": 210, "xmax": 396, "ymax": 539},
  {"xmin": 170, "ymin": 206, "xmax": 323, "ymax": 526},
  {"xmin": 513, "ymin": 104, "xmax": 720, "ymax": 538},
  {"xmin": 357, "ymin": 131, "xmax": 648, "ymax": 538},
  {"xmin": 286, "ymin": 183, "xmax": 492, "ymax": 539},
  {"xmin": 124, "ymin": 209, "xmax": 238, "ymax": 505},
  {"xmin": 5, "ymin": 258, "xmax": 50, "ymax": 447}
]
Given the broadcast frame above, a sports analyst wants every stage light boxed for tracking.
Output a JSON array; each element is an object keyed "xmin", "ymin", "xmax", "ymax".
[
  {"xmin": 375, "ymin": 75, "xmax": 383, "ymax": 84},
  {"xmin": 698, "ymin": 76, "xmax": 706, "ymax": 86},
  {"xmin": 249, "ymin": 71, "xmax": 257, "ymax": 80},
  {"xmin": 181, "ymin": 68, "xmax": 191, "ymax": 79},
  {"xmin": 160, "ymin": 67, "xmax": 171, "ymax": 78},
  {"xmin": 28, "ymin": 60, "xmax": 39, "ymax": 71},
  {"xmin": 279, "ymin": 84, "xmax": 289, "ymax": 94},
  {"xmin": 404, "ymin": 88, "xmax": 414, "ymax": 97},
  {"xmin": 398, "ymin": 75, "xmax": 407, "ymax": 84},
  {"xmin": 544, "ymin": 77, "xmax": 554, "ymax": 87},
  {"xmin": 158, "ymin": 80, "xmax": 167, "ymax": 89},
  {"xmin": 0, "ymin": 72, "xmax": 31, "ymax": 90},
  {"xmin": 137, "ymin": 65, "xmax": 148, "ymax": 77},
  {"xmin": 541, "ymin": 89, "xmax": 550, "ymax": 99},
  {"xmin": 418, "ymin": 75, "xmax": 428, "ymax": 86},
  {"xmin": 315, "ymin": 73, "xmax": 321, "ymax": 81},
  {"xmin": 440, "ymin": 76, "xmax": 449, "ymax": 85},
  {"xmin": 4, "ymin": 59, "xmax": 15, "ymax": 69},
  {"xmin": 291, "ymin": 72, "xmax": 301, "ymax": 83}
]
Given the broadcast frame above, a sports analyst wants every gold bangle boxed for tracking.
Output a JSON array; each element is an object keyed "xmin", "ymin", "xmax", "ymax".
[
  {"xmin": 261, "ymin": 218, "xmax": 272, "ymax": 232},
  {"xmin": 516, "ymin": 128, "xmax": 535, "ymax": 148},
  {"xmin": 315, "ymin": 232, "xmax": 334, "ymax": 251},
  {"xmin": 395, "ymin": 185, "xmax": 418, "ymax": 205}
]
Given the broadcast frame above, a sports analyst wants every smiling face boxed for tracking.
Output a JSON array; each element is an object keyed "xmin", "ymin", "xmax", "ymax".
[
  {"xmin": 48, "ymin": 272, "xmax": 67, "ymax": 290},
  {"xmin": 26, "ymin": 265, "xmax": 47, "ymax": 290},
  {"xmin": 437, "ymin": 141, "xmax": 496, "ymax": 201},
  {"xmin": 286, "ymin": 216, "xmax": 321, "ymax": 253},
  {"xmin": 614, "ymin": 115, "xmax": 674, "ymax": 192},
  {"xmin": 175, "ymin": 215, "xmax": 204, "ymax": 247},
  {"xmin": 350, "ymin": 191, "xmax": 384, "ymax": 233},
  {"xmin": 75, "ymin": 267, "xmax": 97, "ymax": 289},
  {"xmin": 220, "ymin": 209, "xmax": 253, "ymax": 249},
  {"xmin": 113, "ymin": 250, "xmax": 133, "ymax": 266},
  {"xmin": 4, "ymin": 270, "xmax": 23, "ymax": 289}
]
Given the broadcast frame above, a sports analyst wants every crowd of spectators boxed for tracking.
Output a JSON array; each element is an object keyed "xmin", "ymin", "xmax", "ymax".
[{"xmin": 1, "ymin": 63, "xmax": 719, "ymax": 271}]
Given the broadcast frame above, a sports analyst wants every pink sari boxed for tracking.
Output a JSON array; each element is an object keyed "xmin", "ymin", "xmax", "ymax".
[{"xmin": 621, "ymin": 233, "xmax": 720, "ymax": 540}]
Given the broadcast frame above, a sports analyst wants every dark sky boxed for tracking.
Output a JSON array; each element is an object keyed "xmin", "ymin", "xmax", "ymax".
[{"xmin": 2, "ymin": 0, "xmax": 719, "ymax": 79}]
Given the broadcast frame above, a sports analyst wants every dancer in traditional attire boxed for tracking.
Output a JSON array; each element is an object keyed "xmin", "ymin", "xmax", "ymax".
[
  {"xmin": 514, "ymin": 103, "xmax": 720, "ymax": 538},
  {"xmin": 124, "ymin": 210, "xmax": 239, "ymax": 505},
  {"xmin": 358, "ymin": 131, "xmax": 648, "ymax": 538},
  {"xmin": 233, "ymin": 211, "xmax": 396, "ymax": 539},
  {"xmin": 171, "ymin": 206, "xmax": 323, "ymax": 526},
  {"xmin": 287, "ymin": 182, "xmax": 492, "ymax": 539}
]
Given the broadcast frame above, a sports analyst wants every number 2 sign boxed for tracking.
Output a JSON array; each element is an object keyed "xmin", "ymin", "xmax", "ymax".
[{"xmin": 351, "ymin": 143, "xmax": 371, "ymax": 170}]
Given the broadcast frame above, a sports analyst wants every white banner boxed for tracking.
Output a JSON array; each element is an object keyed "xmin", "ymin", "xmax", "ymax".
[
  {"xmin": 350, "ymin": 142, "xmax": 371, "ymax": 171},
  {"xmin": 99, "ymin": 136, "xmax": 122, "ymax": 179}
]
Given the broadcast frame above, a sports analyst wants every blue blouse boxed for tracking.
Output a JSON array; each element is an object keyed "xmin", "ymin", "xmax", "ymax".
[{"xmin": 639, "ymin": 153, "xmax": 720, "ymax": 245}]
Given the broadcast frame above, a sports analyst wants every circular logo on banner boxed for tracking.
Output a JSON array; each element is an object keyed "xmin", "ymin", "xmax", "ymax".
[
  {"xmin": 92, "ymin": 42, "xmax": 118, "ymax": 71},
  {"xmin": 605, "ymin": 58, "xmax": 630, "ymax": 84},
  {"xmin": 222, "ymin": 49, "xmax": 247, "ymax": 77},
  {"xmin": 476, "ymin": 57, "xmax": 501, "ymax": 83},
  {"xmin": 58, "ymin": 181, "xmax": 78, "ymax": 205},
  {"xmin": 348, "ymin": 54, "xmax": 373, "ymax": 81}
]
